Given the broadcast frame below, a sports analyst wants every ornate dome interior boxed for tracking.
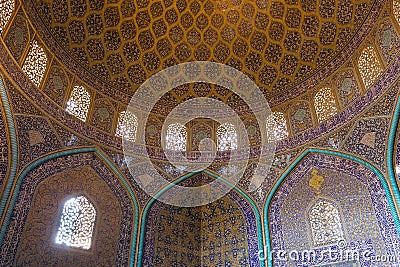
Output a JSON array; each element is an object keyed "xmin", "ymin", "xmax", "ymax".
[
  {"xmin": 0, "ymin": 0, "xmax": 400, "ymax": 266},
  {"xmin": 28, "ymin": 0, "xmax": 375, "ymax": 105}
]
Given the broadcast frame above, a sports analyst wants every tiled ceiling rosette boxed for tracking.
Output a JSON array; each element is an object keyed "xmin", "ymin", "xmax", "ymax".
[{"xmin": 29, "ymin": 0, "xmax": 375, "ymax": 106}]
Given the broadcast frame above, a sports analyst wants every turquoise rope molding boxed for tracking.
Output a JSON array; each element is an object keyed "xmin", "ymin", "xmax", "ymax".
[
  {"xmin": 0, "ymin": 77, "xmax": 19, "ymax": 232},
  {"xmin": 137, "ymin": 169, "xmax": 265, "ymax": 267},
  {"xmin": 388, "ymin": 93, "xmax": 400, "ymax": 210},
  {"xmin": 263, "ymin": 148, "xmax": 400, "ymax": 267},
  {"xmin": 0, "ymin": 147, "xmax": 140, "ymax": 267}
]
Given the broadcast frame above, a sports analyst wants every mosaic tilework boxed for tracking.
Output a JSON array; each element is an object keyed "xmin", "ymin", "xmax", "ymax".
[
  {"xmin": 201, "ymin": 196, "xmax": 250, "ymax": 267},
  {"xmin": 272, "ymin": 149, "xmax": 302, "ymax": 170},
  {"xmin": 0, "ymin": 108, "xmax": 8, "ymax": 193},
  {"xmin": 274, "ymin": 56, "xmax": 400, "ymax": 153},
  {"xmin": 288, "ymin": 101, "xmax": 314, "ymax": 135},
  {"xmin": 50, "ymin": 121, "xmax": 93, "ymax": 148},
  {"xmin": 334, "ymin": 69, "xmax": 361, "ymax": 108},
  {"xmin": 0, "ymin": 153, "xmax": 134, "ymax": 266},
  {"xmin": 377, "ymin": 17, "xmax": 400, "ymax": 65},
  {"xmin": 122, "ymin": 168, "xmax": 152, "ymax": 208},
  {"xmin": 3, "ymin": 7, "xmax": 31, "ymax": 63},
  {"xmin": 0, "ymin": 11, "xmax": 399, "ymax": 156},
  {"xmin": 42, "ymin": 61, "xmax": 71, "ymax": 107},
  {"xmin": 343, "ymin": 117, "xmax": 389, "ymax": 171},
  {"xmin": 15, "ymin": 166, "xmax": 121, "ymax": 266},
  {"xmin": 15, "ymin": 115, "xmax": 63, "ymax": 170},
  {"xmin": 362, "ymin": 82, "xmax": 399, "ymax": 118},
  {"xmin": 23, "ymin": 0, "xmax": 384, "ymax": 107},
  {"xmin": 151, "ymin": 159, "xmax": 191, "ymax": 181},
  {"xmin": 5, "ymin": 77, "xmax": 42, "ymax": 116},
  {"xmin": 143, "ymin": 201, "xmax": 202, "ymax": 267},
  {"xmin": 313, "ymin": 124, "xmax": 353, "ymax": 150},
  {"xmin": 249, "ymin": 166, "xmax": 282, "ymax": 207},
  {"xmin": 1, "ymin": 36, "xmax": 399, "ymax": 211},
  {"xmin": 188, "ymin": 118, "xmax": 215, "ymax": 151},
  {"xmin": 269, "ymin": 154, "xmax": 400, "ymax": 267},
  {"xmin": 142, "ymin": 172, "xmax": 260, "ymax": 267},
  {"xmin": 182, "ymin": 173, "xmax": 261, "ymax": 267}
]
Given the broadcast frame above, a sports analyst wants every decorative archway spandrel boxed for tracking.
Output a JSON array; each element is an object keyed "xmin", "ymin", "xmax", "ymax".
[
  {"xmin": 0, "ymin": 152, "xmax": 135, "ymax": 266},
  {"xmin": 268, "ymin": 153, "xmax": 400, "ymax": 266}
]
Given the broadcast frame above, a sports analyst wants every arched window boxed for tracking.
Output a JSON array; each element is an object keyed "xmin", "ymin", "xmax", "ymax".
[
  {"xmin": 266, "ymin": 112, "xmax": 289, "ymax": 142},
  {"xmin": 308, "ymin": 199, "xmax": 344, "ymax": 246},
  {"xmin": 66, "ymin": 86, "xmax": 90, "ymax": 122},
  {"xmin": 115, "ymin": 111, "xmax": 138, "ymax": 142},
  {"xmin": 314, "ymin": 87, "xmax": 338, "ymax": 123},
  {"xmin": 0, "ymin": 0, "xmax": 14, "ymax": 34},
  {"xmin": 358, "ymin": 46, "xmax": 383, "ymax": 89},
  {"xmin": 21, "ymin": 40, "xmax": 48, "ymax": 87},
  {"xmin": 165, "ymin": 123, "xmax": 187, "ymax": 151},
  {"xmin": 55, "ymin": 195, "xmax": 96, "ymax": 250},
  {"xmin": 217, "ymin": 123, "xmax": 238, "ymax": 151},
  {"xmin": 393, "ymin": 0, "xmax": 400, "ymax": 26}
]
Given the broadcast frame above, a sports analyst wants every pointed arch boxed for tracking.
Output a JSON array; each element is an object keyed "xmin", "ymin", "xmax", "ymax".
[
  {"xmin": 139, "ymin": 170, "xmax": 264, "ymax": 267},
  {"xmin": 308, "ymin": 198, "xmax": 344, "ymax": 246},
  {"xmin": 217, "ymin": 122, "xmax": 238, "ymax": 151},
  {"xmin": 0, "ymin": 0, "xmax": 14, "ymax": 34},
  {"xmin": 314, "ymin": 87, "xmax": 338, "ymax": 123},
  {"xmin": 116, "ymin": 110, "xmax": 138, "ymax": 142},
  {"xmin": 266, "ymin": 112, "xmax": 289, "ymax": 142},
  {"xmin": 55, "ymin": 195, "xmax": 96, "ymax": 250},
  {"xmin": 21, "ymin": 40, "xmax": 48, "ymax": 87},
  {"xmin": 358, "ymin": 46, "xmax": 384, "ymax": 89},
  {"xmin": 0, "ymin": 148, "xmax": 139, "ymax": 266},
  {"xmin": 165, "ymin": 123, "xmax": 187, "ymax": 151},
  {"xmin": 264, "ymin": 149, "xmax": 400, "ymax": 267},
  {"xmin": 66, "ymin": 85, "xmax": 91, "ymax": 122}
]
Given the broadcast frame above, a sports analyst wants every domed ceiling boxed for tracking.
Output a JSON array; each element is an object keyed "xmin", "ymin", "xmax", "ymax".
[{"xmin": 27, "ymin": 0, "xmax": 376, "ymax": 106}]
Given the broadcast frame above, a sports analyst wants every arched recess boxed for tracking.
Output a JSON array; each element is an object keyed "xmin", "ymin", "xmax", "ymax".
[
  {"xmin": 138, "ymin": 170, "xmax": 264, "ymax": 267},
  {"xmin": 16, "ymin": 166, "xmax": 119, "ymax": 265},
  {"xmin": 264, "ymin": 149, "xmax": 400, "ymax": 267},
  {"xmin": 0, "ymin": 148, "xmax": 139, "ymax": 266}
]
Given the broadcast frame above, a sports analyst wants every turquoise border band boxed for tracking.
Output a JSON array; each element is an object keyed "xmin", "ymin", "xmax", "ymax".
[
  {"xmin": 388, "ymin": 94, "xmax": 400, "ymax": 211},
  {"xmin": 263, "ymin": 148, "xmax": 400, "ymax": 267},
  {"xmin": 0, "ymin": 147, "xmax": 140, "ymax": 267},
  {"xmin": 0, "ymin": 76, "xmax": 19, "ymax": 231},
  {"xmin": 137, "ymin": 169, "xmax": 265, "ymax": 267}
]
